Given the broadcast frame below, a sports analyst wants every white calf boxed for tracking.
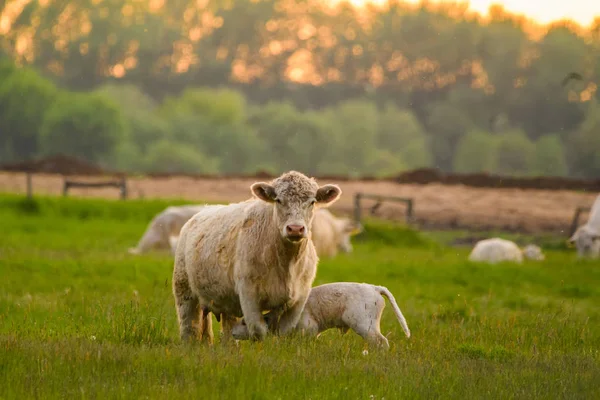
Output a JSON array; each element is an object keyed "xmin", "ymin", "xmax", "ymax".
[{"xmin": 232, "ymin": 282, "xmax": 411, "ymax": 349}]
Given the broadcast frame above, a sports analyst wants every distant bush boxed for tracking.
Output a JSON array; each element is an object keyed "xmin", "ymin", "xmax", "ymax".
[
  {"xmin": 0, "ymin": 65, "xmax": 58, "ymax": 161},
  {"xmin": 39, "ymin": 92, "xmax": 126, "ymax": 164}
]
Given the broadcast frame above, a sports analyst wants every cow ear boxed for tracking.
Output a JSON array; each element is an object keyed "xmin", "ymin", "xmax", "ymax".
[
  {"xmin": 316, "ymin": 184, "xmax": 341, "ymax": 206},
  {"xmin": 251, "ymin": 182, "xmax": 277, "ymax": 203}
]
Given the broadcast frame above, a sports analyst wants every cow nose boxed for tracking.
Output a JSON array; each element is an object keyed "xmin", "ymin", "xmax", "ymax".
[{"xmin": 286, "ymin": 224, "xmax": 305, "ymax": 236}]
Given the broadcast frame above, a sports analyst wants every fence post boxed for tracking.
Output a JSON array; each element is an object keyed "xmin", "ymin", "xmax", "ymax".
[
  {"xmin": 354, "ymin": 193, "xmax": 362, "ymax": 225},
  {"xmin": 120, "ymin": 177, "xmax": 127, "ymax": 200},
  {"xmin": 63, "ymin": 179, "xmax": 69, "ymax": 197},
  {"xmin": 406, "ymin": 199, "xmax": 413, "ymax": 223},
  {"xmin": 26, "ymin": 172, "xmax": 33, "ymax": 199}
]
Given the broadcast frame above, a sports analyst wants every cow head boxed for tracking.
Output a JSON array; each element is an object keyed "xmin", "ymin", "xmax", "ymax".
[
  {"xmin": 568, "ymin": 225, "xmax": 600, "ymax": 258},
  {"xmin": 335, "ymin": 218, "xmax": 363, "ymax": 253},
  {"xmin": 251, "ymin": 171, "xmax": 342, "ymax": 243}
]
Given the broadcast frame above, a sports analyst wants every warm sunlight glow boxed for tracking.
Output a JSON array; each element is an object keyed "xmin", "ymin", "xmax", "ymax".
[{"xmin": 332, "ymin": 0, "xmax": 600, "ymax": 27}]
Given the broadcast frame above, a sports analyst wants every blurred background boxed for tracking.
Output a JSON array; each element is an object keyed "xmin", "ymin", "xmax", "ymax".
[{"xmin": 0, "ymin": 0, "xmax": 599, "ymax": 179}]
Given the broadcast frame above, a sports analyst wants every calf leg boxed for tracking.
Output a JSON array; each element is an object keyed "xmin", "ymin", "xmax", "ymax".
[
  {"xmin": 348, "ymin": 301, "xmax": 389, "ymax": 349},
  {"xmin": 219, "ymin": 314, "xmax": 238, "ymax": 344},
  {"xmin": 352, "ymin": 322, "xmax": 390, "ymax": 349}
]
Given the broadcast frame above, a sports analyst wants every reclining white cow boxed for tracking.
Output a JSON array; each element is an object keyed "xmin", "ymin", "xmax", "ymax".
[
  {"xmin": 568, "ymin": 194, "xmax": 600, "ymax": 259},
  {"xmin": 128, "ymin": 205, "xmax": 206, "ymax": 255},
  {"xmin": 172, "ymin": 171, "xmax": 342, "ymax": 342},
  {"xmin": 468, "ymin": 238, "xmax": 545, "ymax": 264}
]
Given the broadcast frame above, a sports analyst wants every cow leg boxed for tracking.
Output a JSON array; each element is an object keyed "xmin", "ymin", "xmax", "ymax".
[
  {"xmin": 238, "ymin": 283, "xmax": 268, "ymax": 341},
  {"xmin": 173, "ymin": 256, "xmax": 201, "ymax": 342},
  {"xmin": 199, "ymin": 308, "xmax": 214, "ymax": 345},
  {"xmin": 277, "ymin": 294, "xmax": 309, "ymax": 336}
]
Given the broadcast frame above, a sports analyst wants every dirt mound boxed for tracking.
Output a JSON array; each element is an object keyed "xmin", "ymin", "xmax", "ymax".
[{"xmin": 0, "ymin": 155, "xmax": 114, "ymax": 176}]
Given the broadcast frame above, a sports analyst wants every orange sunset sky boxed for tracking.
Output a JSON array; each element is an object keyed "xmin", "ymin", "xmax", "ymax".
[{"xmin": 339, "ymin": 0, "xmax": 600, "ymax": 27}]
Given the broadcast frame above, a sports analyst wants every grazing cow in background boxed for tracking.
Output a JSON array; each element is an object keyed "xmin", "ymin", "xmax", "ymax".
[
  {"xmin": 232, "ymin": 282, "xmax": 411, "ymax": 349},
  {"xmin": 172, "ymin": 171, "xmax": 342, "ymax": 342},
  {"xmin": 568, "ymin": 194, "xmax": 600, "ymax": 259},
  {"xmin": 165, "ymin": 207, "xmax": 363, "ymax": 259},
  {"xmin": 312, "ymin": 209, "xmax": 363, "ymax": 258},
  {"xmin": 128, "ymin": 205, "xmax": 205, "ymax": 255},
  {"xmin": 468, "ymin": 238, "xmax": 545, "ymax": 264}
]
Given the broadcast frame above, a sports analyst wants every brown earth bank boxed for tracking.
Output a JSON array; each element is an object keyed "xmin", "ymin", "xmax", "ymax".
[
  {"xmin": 2, "ymin": 155, "xmax": 600, "ymax": 191},
  {"xmin": 1, "ymin": 171, "xmax": 597, "ymax": 235}
]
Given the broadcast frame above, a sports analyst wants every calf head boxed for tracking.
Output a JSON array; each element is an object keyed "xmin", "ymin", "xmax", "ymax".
[
  {"xmin": 251, "ymin": 171, "xmax": 342, "ymax": 243},
  {"xmin": 568, "ymin": 226, "xmax": 600, "ymax": 258}
]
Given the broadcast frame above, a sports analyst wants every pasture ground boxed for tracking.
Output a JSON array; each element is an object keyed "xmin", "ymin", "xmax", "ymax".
[{"xmin": 0, "ymin": 194, "xmax": 599, "ymax": 399}]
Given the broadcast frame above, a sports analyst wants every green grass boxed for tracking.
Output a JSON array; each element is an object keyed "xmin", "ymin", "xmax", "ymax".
[{"xmin": 0, "ymin": 194, "xmax": 599, "ymax": 399}]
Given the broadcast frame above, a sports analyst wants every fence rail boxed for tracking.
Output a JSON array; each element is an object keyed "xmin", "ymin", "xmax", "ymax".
[
  {"xmin": 353, "ymin": 192, "xmax": 414, "ymax": 225},
  {"xmin": 63, "ymin": 177, "xmax": 128, "ymax": 200}
]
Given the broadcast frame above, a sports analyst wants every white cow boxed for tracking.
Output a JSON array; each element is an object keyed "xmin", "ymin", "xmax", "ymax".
[
  {"xmin": 468, "ymin": 238, "xmax": 545, "ymax": 264},
  {"xmin": 312, "ymin": 209, "xmax": 363, "ymax": 258},
  {"xmin": 128, "ymin": 205, "xmax": 206, "ymax": 254},
  {"xmin": 172, "ymin": 171, "xmax": 342, "ymax": 342},
  {"xmin": 568, "ymin": 194, "xmax": 600, "ymax": 259},
  {"xmin": 232, "ymin": 282, "xmax": 411, "ymax": 349}
]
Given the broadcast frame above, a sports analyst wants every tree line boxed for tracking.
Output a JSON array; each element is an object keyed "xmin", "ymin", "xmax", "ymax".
[{"xmin": 0, "ymin": 0, "xmax": 599, "ymax": 178}]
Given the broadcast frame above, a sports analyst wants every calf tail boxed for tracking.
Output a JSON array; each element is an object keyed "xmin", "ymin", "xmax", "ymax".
[{"xmin": 376, "ymin": 286, "xmax": 411, "ymax": 338}]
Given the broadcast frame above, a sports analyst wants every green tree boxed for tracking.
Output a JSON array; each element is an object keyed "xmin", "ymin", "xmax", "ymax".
[
  {"xmin": 326, "ymin": 99, "xmax": 379, "ymax": 175},
  {"xmin": 143, "ymin": 140, "xmax": 219, "ymax": 174},
  {"xmin": 565, "ymin": 103, "xmax": 600, "ymax": 178},
  {"xmin": 378, "ymin": 104, "xmax": 433, "ymax": 169},
  {"xmin": 39, "ymin": 93, "xmax": 126, "ymax": 164},
  {"xmin": 492, "ymin": 129, "xmax": 535, "ymax": 176},
  {"xmin": 453, "ymin": 130, "xmax": 497, "ymax": 173},
  {"xmin": 533, "ymin": 134, "xmax": 568, "ymax": 177},
  {"xmin": 95, "ymin": 84, "xmax": 169, "ymax": 153},
  {"xmin": 425, "ymin": 102, "xmax": 474, "ymax": 172},
  {"xmin": 0, "ymin": 66, "xmax": 58, "ymax": 161},
  {"xmin": 161, "ymin": 88, "xmax": 246, "ymax": 126}
]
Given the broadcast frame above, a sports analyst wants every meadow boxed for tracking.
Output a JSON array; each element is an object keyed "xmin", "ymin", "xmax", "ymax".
[{"xmin": 0, "ymin": 194, "xmax": 599, "ymax": 399}]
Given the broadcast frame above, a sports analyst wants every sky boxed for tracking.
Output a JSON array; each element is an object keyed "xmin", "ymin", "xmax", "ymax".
[{"xmin": 339, "ymin": 0, "xmax": 600, "ymax": 27}]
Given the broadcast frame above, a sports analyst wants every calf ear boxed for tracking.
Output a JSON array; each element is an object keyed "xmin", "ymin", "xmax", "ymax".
[
  {"xmin": 316, "ymin": 184, "xmax": 342, "ymax": 206},
  {"xmin": 251, "ymin": 182, "xmax": 277, "ymax": 203}
]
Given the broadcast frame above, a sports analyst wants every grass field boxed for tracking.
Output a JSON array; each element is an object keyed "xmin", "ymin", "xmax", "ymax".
[{"xmin": 0, "ymin": 194, "xmax": 599, "ymax": 399}]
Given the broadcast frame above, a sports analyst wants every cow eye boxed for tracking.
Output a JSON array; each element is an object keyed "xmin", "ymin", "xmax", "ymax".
[
  {"xmin": 309, "ymin": 199, "xmax": 316, "ymax": 206},
  {"xmin": 275, "ymin": 198, "xmax": 282, "ymax": 204}
]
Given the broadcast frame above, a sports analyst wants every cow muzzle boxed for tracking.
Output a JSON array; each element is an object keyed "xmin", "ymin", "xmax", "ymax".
[{"xmin": 284, "ymin": 224, "xmax": 306, "ymax": 242}]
